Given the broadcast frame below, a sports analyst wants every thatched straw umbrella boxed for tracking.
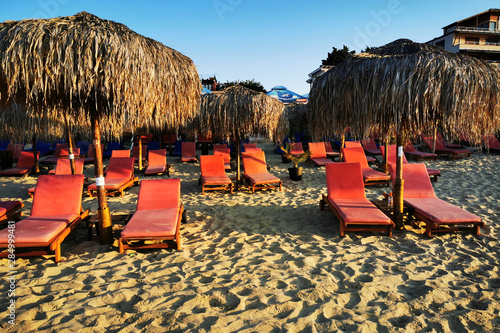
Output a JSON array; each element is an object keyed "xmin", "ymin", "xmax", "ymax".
[
  {"xmin": 199, "ymin": 85, "xmax": 286, "ymax": 190},
  {"xmin": 309, "ymin": 39, "xmax": 500, "ymax": 228},
  {"xmin": 286, "ymin": 102, "xmax": 308, "ymax": 139},
  {"xmin": 0, "ymin": 12, "xmax": 201, "ymax": 243}
]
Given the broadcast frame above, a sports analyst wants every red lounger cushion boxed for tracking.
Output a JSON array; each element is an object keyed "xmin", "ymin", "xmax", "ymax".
[
  {"xmin": 121, "ymin": 208, "xmax": 179, "ymax": 238},
  {"xmin": 362, "ymin": 168, "xmax": 390, "ymax": 181},
  {"xmin": 200, "ymin": 155, "xmax": 231, "ymax": 185},
  {"xmin": 404, "ymin": 198, "xmax": 481, "ymax": 223},
  {"xmin": 0, "ymin": 219, "xmax": 67, "ymax": 243},
  {"xmin": 246, "ymin": 173, "xmax": 280, "ymax": 185},
  {"xmin": 0, "ymin": 201, "xmax": 22, "ymax": 216},
  {"xmin": 144, "ymin": 165, "xmax": 166, "ymax": 175},
  {"xmin": 330, "ymin": 199, "xmax": 392, "ymax": 224},
  {"xmin": 88, "ymin": 178, "xmax": 130, "ymax": 191},
  {"xmin": 32, "ymin": 175, "xmax": 84, "ymax": 216}
]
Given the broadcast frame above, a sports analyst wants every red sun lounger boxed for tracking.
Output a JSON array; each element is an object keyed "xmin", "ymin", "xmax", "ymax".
[
  {"xmin": 320, "ymin": 162, "xmax": 394, "ymax": 237},
  {"xmin": 308, "ymin": 142, "xmax": 334, "ymax": 166},
  {"xmin": 0, "ymin": 201, "xmax": 24, "ymax": 225},
  {"xmin": 404, "ymin": 140, "xmax": 437, "ymax": 161},
  {"xmin": 118, "ymin": 178, "xmax": 183, "ymax": 253},
  {"xmin": 181, "ymin": 142, "xmax": 198, "ymax": 163},
  {"xmin": 323, "ymin": 141, "xmax": 340, "ymax": 159},
  {"xmin": 213, "ymin": 146, "xmax": 231, "ymax": 170},
  {"xmin": 361, "ymin": 137, "xmax": 381, "ymax": 156},
  {"xmin": 30, "ymin": 158, "xmax": 85, "ymax": 197},
  {"xmin": 289, "ymin": 142, "xmax": 305, "ymax": 157},
  {"xmin": 144, "ymin": 149, "xmax": 169, "ymax": 176},
  {"xmin": 199, "ymin": 155, "xmax": 234, "ymax": 195},
  {"xmin": 0, "ymin": 151, "xmax": 39, "ymax": 177},
  {"xmin": 242, "ymin": 151, "xmax": 282, "ymax": 193},
  {"xmin": 422, "ymin": 137, "xmax": 472, "ymax": 160},
  {"xmin": 87, "ymin": 157, "xmax": 137, "ymax": 197},
  {"xmin": 0, "ymin": 174, "xmax": 89, "ymax": 262},
  {"xmin": 388, "ymin": 163, "xmax": 484, "ymax": 238},
  {"xmin": 342, "ymin": 147, "xmax": 389, "ymax": 186},
  {"xmin": 344, "ymin": 141, "xmax": 377, "ymax": 163},
  {"xmin": 380, "ymin": 145, "xmax": 440, "ymax": 182}
]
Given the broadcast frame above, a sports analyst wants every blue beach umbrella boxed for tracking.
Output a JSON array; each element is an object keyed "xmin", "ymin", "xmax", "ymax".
[{"xmin": 267, "ymin": 86, "xmax": 307, "ymax": 104}]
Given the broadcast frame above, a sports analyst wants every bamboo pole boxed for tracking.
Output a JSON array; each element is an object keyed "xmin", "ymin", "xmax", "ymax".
[
  {"xmin": 393, "ymin": 133, "xmax": 405, "ymax": 229},
  {"xmin": 138, "ymin": 135, "xmax": 143, "ymax": 171},
  {"xmin": 235, "ymin": 136, "xmax": 241, "ymax": 191},
  {"xmin": 92, "ymin": 114, "xmax": 112, "ymax": 244},
  {"xmin": 339, "ymin": 132, "xmax": 346, "ymax": 161},
  {"xmin": 67, "ymin": 130, "xmax": 76, "ymax": 175},
  {"xmin": 432, "ymin": 126, "xmax": 437, "ymax": 154}
]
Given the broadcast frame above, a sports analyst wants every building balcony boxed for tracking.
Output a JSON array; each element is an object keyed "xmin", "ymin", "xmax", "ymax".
[
  {"xmin": 451, "ymin": 26, "xmax": 500, "ymax": 35},
  {"xmin": 457, "ymin": 41, "xmax": 500, "ymax": 52}
]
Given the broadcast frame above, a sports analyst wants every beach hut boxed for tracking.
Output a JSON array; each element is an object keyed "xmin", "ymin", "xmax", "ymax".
[
  {"xmin": 0, "ymin": 12, "xmax": 201, "ymax": 243},
  {"xmin": 308, "ymin": 39, "xmax": 500, "ymax": 228},
  {"xmin": 199, "ymin": 85, "xmax": 286, "ymax": 190}
]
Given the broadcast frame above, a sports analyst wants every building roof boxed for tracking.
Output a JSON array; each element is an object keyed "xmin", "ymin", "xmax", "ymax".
[{"xmin": 442, "ymin": 8, "xmax": 500, "ymax": 30}]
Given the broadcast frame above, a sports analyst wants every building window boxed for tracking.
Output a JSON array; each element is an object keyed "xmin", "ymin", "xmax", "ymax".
[
  {"xmin": 490, "ymin": 21, "xmax": 497, "ymax": 31},
  {"xmin": 435, "ymin": 40, "xmax": 445, "ymax": 48}
]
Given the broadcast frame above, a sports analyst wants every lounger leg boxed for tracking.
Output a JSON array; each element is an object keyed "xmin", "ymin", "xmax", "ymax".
[
  {"xmin": 54, "ymin": 243, "xmax": 61, "ymax": 263},
  {"xmin": 118, "ymin": 238, "xmax": 124, "ymax": 253},
  {"xmin": 425, "ymin": 223, "xmax": 433, "ymax": 238},
  {"xmin": 339, "ymin": 222, "xmax": 345, "ymax": 237},
  {"xmin": 474, "ymin": 224, "xmax": 480, "ymax": 236}
]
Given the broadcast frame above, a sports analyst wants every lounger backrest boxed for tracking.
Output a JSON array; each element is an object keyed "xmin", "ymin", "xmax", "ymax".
[
  {"xmin": 323, "ymin": 142, "xmax": 334, "ymax": 153},
  {"xmin": 200, "ymin": 155, "xmax": 226, "ymax": 177},
  {"xmin": 112, "ymin": 149, "xmax": 130, "ymax": 157},
  {"xmin": 136, "ymin": 178, "xmax": 180, "ymax": 211},
  {"xmin": 182, "ymin": 142, "xmax": 196, "ymax": 156},
  {"xmin": 404, "ymin": 140, "xmax": 416, "ymax": 152},
  {"xmin": 148, "ymin": 149, "xmax": 167, "ymax": 166},
  {"xmin": 213, "ymin": 148, "xmax": 230, "ymax": 163},
  {"xmin": 325, "ymin": 162, "xmax": 366, "ymax": 200},
  {"xmin": 423, "ymin": 137, "xmax": 445, "ymax": 150},
  {"xmin": 308, "ymin": 142, "xmax": 327, "ymax": 159},
  {"xmin": 59, "ymin": 147, "xmax": 80, "ymax": 157},
  {"xmin": 242, "ymin": 151, "xmax": 267, "ymax": 174},
  {"xmin": 436, "ymin": 133, "xmax": 446, "ymax": 145},
  {"xmin": 243, "ymin": 143, "xmax": 257, "ymax": 149},
  {"xmin": 55, "ymin": 158, "xmax": 84, "ymax": 175},
  {"xmin": 32, "ymin": 174, "xmax": 84, "ymax": 216},
  {"xmin": 361, "ymin": 138, "xmax": 377, "ymax": 150},
  {"xmin": 290, "ymin": 142, "xmax": 303, "ymax": 154},
  {"xmin": 106, "ymin": 157, "xmax": 135, "ymax": 179},
  {"xmin": 16, "ymin": 151, "xmax": 38, "ymax": 168},
  {"xmin": 388, "ymin": 163, "xmax": 436, "ymax": 199},
  {"xmin": 6, "ymin": 143, "xmax": 25, "ymax": 160},
  {"xmin": 379, "ymin": 145, "xmax": 409, "ymax": 165},
  {"xmin": 484, "ymin": 135, "xmax": 500, "ymax": 148},
  {"xmin": 244, "ymin": 147, "xmax": 262, "ymax": 153},
  {"xmin": 132, "ymin": 145, "xmax": 148, "ymax": 159},
  {"xmin": 341, "ymin": 147, "xmax": 369, "ymax": 168},
  {"xmin": 344, "ymin": 141, "xmax": 361, "ymax": 148},
  {"xmin": 214, "ymin": 144, "xmax": 228, "ymax": 151}
]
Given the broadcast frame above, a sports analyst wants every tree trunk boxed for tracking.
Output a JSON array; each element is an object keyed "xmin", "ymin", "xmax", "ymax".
[{"xmin": 32, "ymin": 138, "xmax": 39, "ymax": 174}]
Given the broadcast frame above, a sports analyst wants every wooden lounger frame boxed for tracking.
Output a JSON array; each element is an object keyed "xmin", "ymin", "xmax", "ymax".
[
  {"xmin": 200, "ymin": 179, "xmax": 234, "ymax": 195},
  {"xmin": 0, "ymin": 209, "xmax": 89, "ymax": 262},
  {"xmin": 244, "ymin": 177, "xmax": 282, "ymax": 193},
  {"xmin": 320, "ymin": 194, "xmax": 393, "ymax": 237},
  {"xmin": 118, "ymin": 204, "xmax": 184, "ymax": 253},
  {"xmin": 406, "ymin": 206, "xmax": 485, "ymax": 238}
]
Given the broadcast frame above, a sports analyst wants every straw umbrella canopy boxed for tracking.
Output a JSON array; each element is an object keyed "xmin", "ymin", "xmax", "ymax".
[
  {"xmin": 0, "ymin": 12, "xmax": 201, "ymax": 243},
  {"xmin": 199, "ymin": 84, "xmax": 286, "ymax": 189},
  {"xmin": 308, "ymin": 39, "xmax": 500, "ymax": 228},
  {"xmin": 286, "ymin": 102, "xmax": 308, "ymax": 137}
]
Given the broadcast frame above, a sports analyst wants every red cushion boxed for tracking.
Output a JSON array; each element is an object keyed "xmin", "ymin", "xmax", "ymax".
[
  {"xmin": 121, "ymin": 208, "xmax": 179, "ymax": 238},
  {"xmin": 342, "ymin": 147, "xmax": 369, "ymax": 168},
  {"xmin": 0, "ymin": 215, "xmax": 78, "ymax": 244},
  {"xmin": 0, "ymin": 167, "xmax": 30, "ymax": 175},
  {"xmin": 330, "ymin": 198, "xmax": 392, "ymax": 224},
  {"xmin": 309, "ymin": 142, "xmax": 327, "ymax": 159},
  {"xmin": 54, "ymin": 158, "xmax": 84, "ymax": 175},
  {"xmin": 148, "ymin": 149, "xmax": 167, "ymax": 166},
  {"xmin": 242, "ymin": 151, "xmax": 268, "ymax": 174},
  {"xmin": 245, "ymin": 173, "xmax": 280, "ymax": 185},
  {"xmin": 405, "ymin": 198, "xmax": 481, "ymax": 223},
  {"xmin": 105, "ymin": 157, "xmax": 135, "ymax": 179},
  {"xmin": 88, "ymin": 178, "xmax": 130, "ymax": 191},
  {"xmin": 326, "ymin": 162, "xmax": 365, "ymax": 200},
  {"xmin": 136, "ymin": 179, "xmax": 180, "ymax": 211},
  {"xmin": 0, "ymin": 201, "xmax": 22, "ymax": 216},
  {"xmin": 362, "ymin": 168, "xmax": 390, "ymax": 181},
  {"xmin": 16, "ymin": 151, "xmax": 38, "ymax": 168},
  {"xmin": 181, "ymin": 142, "xmax": 196, "ymax": 158},
  {"xmin": 200, "ymin": 155, "xmax": 227, "ymax": 177},
  {"xmin": 32, "ymin": 175, "xmax": 84, "ymax": 216},
  {"xmin": 389, "ymin": 163, "xmax": 436, "ymax": 198},
  {"xmin": 312, "ymin": 158, "xmax": 333, "ymax": 166},
  {"xmin": 144, "ymin": 165, "xmax": 167, "ymax": 175}
]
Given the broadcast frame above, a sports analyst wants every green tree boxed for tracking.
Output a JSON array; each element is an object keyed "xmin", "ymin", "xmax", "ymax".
[
  {"xmin": 322, "ymin": 45, "xmax": 355, "ymax": 66},
  {"xmin": 218, "ymin": 79, "xmax": 267, "ymax": 93}
]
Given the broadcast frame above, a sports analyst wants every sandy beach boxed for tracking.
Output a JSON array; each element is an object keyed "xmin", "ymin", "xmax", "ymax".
[{"xmin": 1, "ymin": 141, "xmax": 499, "ymax": 332}]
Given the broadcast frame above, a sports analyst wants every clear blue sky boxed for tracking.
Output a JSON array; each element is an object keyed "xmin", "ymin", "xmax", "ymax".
[{"xmin": 1, "ymin": 0, "xmax": 498, "ymax": 95}]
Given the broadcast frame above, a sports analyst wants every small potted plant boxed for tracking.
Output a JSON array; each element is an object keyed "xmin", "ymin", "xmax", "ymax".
[{"xmin": 280, "ymin": 142, "xmax": 310, "ymax": 181}]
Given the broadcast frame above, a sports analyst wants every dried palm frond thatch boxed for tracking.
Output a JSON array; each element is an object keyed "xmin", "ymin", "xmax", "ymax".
[
  {"xmin": 308, "ymin": 39, "xmax": 500, "ymax": 144},
  {"xmin": 0, "ymin": 11, "xmax": 201, "ymax": 141},
  {"xmin": 286, "ymin": 102, "xmax": 308, "ymax": 136},
  {"xmin": 199, "ymin": 85, "xmax": 286, "ymax": 141},
  {"xmin": 0, "ymin": 12, "xmax": 201, "ymax": 244}
]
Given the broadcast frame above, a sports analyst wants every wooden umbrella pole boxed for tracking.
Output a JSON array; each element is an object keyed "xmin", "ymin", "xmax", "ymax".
[
  {"xmin": 92, "ymin": 115, "xmax": 112, "ymax": 244},
  {"xmin": 393, "ymin": 133, "xmax": 405, "ymax": 229},
  {"xmin": 32, "ymin": 137, "xmax": 39, "ymax": 175},
  {"xmin": 67, "ymin": 129, "xmax": 76, "ymax": 175},
  {"xmin": 383, "ymin": 136, "xmax": 389, "ymax": 174},
  {"xmin": 432, "ymin": 125, "xmax": 437, "ymax": 154},
  {"xmin": 235, "ymin": 136, "xmax": 241, "ymax": 191},
  {"xmin": 138, "ymin": 135, "xmax": 143, "ymax": 171},
  {"xmin": 339, "ymin": 132, "xmax": 346, "ymax": 161}
]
